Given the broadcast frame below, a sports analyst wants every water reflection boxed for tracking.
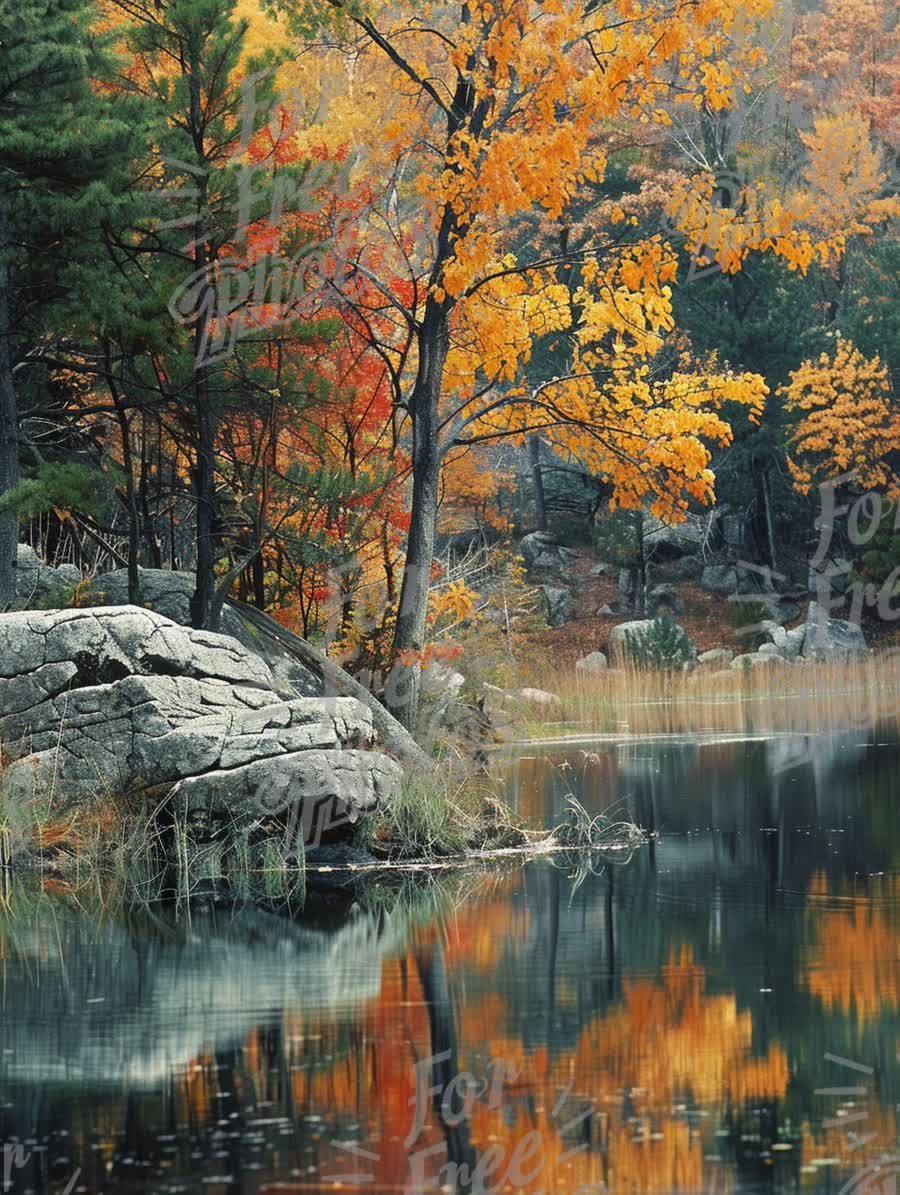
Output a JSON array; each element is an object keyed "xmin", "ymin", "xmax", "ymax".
[{"xmin": 0, "ymin": 730, "xmax": 897, "ymax": 1194}]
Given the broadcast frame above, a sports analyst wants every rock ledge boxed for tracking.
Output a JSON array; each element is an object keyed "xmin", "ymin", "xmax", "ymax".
[{"xmin": 0, "ymin": 606, "xmax": 402, "ymax": 859}]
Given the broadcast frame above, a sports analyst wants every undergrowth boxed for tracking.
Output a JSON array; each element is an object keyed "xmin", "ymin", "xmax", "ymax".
[{"xmin": 362, "ymin": 767, "xmax": 528, "ymax": 859}]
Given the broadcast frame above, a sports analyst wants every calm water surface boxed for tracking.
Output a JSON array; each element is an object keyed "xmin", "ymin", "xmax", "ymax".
[{"xmin": 1, "ymin": 729, "xmax": 898, "ymax": 1194}]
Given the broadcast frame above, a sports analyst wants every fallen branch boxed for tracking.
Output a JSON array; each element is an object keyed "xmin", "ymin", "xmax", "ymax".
[{"xmin": 226, "ymin": 597, "xmax": 431, "ymax": 771}]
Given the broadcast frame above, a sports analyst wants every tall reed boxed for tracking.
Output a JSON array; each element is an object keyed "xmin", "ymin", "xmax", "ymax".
[{"xmin": 522, "ymin": 653, "xmax": 900, "ymax": 739}]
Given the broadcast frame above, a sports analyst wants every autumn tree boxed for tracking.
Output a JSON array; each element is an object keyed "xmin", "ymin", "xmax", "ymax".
[
  {"xmin": 641, "ymin": 0, "xmax": 900, "ymax": 578},
  {"xmin": 786, "ymin": 0, "xmax": 900, "ymax": 152},
  {"xmin": 269, "ymin": 0, "xmax": 789, "ymax": 730},
  {"xmin": 781, "ymin": 336, "xmax": 899, "ymax": 496}
]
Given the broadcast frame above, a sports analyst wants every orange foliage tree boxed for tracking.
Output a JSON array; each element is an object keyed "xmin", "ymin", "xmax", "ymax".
[
  {"xmin": 781, "ymin": 336, "xmax": 899, "ymax": 496},
  {"xmin": 267, "ymin": 0, "xmax": 795, "ymax": 728}
]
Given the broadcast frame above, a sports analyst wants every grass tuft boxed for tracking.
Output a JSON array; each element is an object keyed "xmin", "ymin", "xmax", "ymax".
[{"xmin": 363, "ymin": 767, "xmax": 527, "ymax": 859}]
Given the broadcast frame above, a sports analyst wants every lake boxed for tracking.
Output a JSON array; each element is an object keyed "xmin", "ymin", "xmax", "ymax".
[{"xmin": 1, "ymin": 729, "xmax": 898, "ymax": 1194}]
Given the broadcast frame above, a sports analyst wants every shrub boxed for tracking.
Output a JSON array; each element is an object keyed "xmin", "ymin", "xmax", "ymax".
[
  {"xmin": 33, "ymin": 580, "xmax": 104, "ymax": 611},
  {"xmin": 729, "ymin": 599, "xmax": 770, "ymax": 650},
  {"xmin": 625, "ymin": 611, "xmax": 695, "ymax": 670}
]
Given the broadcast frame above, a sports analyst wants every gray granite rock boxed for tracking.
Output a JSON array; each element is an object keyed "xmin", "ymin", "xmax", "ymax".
[
  {"xmin": 801, "ymin": 602, "xmax": 867, "ymax": 659},
  {"xmin": 518, "ymin": 533, "xmax": 577, "ymax": 572},
  {"xmin": 575, "ymin": 651, "xmax": 608, "ymax": 674},
  {"xmin": 607, "ymin": 619, "xmax": 656, "ymax": 664},
  {"xmin": 696, "ymin": 648, "xmax": 734, "ymax": 669},
  {"xmin": 541, "ymin": 584, "xmax": 575, "ymax": 627},
  {"xmin": 731, "ymin": 651, "xmax": 792, "ymax": 669},
  {"xmin": 701, "ymin": 564, "xmax": 739, "ymax": 595},
  {"xmin": 11, "ymin": 545, "xmax": 78, "ymax": 608},
  {"xmin": 0, "ymin": 607, "xmax": 402, "ymax": 847},
  {"xmin": 648, "ymin": 583, "xmax": 685, "ymax": 615},
  {"xmin": 15, "ymin": 561, "xmax": 321, "ymax": 696}
]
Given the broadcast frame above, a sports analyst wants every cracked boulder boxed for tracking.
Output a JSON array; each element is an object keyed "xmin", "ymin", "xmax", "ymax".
[
  {"xmin": 59, "ymin": 563, "xmax": 321, "ymax": 696},
  {"xmin": 518, "ymin": 532, "xmax": 578, "ymax": 572},
  {"xmin": 0, "ymin": 606, "xmax": 402, "ymax": 849}
]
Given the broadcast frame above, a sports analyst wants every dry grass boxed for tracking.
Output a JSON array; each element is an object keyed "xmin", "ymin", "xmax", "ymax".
[
  {"xmin": 519, "ymin": 652, "xmax": 900, "ymax": 740},
  {"xmin": 363, "ymin": 765, "xmax": 529, "ymax": 859}
]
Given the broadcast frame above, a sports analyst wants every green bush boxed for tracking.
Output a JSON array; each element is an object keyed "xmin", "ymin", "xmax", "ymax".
[
  {"xmin": 33, "ymin": 580, "xmax": 104, "ymax": 611},
  {"xmin": 625, "ymin": 612, "xmax": 695, "ymax": 670},
  {"xmin": 728, "ymin": 599, "xmax": 770, "ymax": 650}
]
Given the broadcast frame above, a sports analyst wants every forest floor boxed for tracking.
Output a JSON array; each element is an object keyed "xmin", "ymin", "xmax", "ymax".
[{"xmin": 522, "ymin": 548, "xmax": 760, "ymax": 669}]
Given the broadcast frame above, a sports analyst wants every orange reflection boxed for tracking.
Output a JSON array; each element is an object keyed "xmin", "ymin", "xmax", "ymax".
[
  {"xmin": 805, "ymin": 872, "xmax": 900, "ymax": 1021},
  {"xmin": 572, "ymin": 947, "xmax": 789, "ymax": 1108}
]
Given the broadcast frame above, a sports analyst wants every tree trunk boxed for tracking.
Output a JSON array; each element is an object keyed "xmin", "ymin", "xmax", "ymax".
[
  {"xmin": 761, "ymin": 467, "xmax": 778, "ymax": 576},
  {"xmin": 634, "ymin": 513, "xmax": 647, "ymax": 617},
  {"xmin": 227, "ymin": 596, "xmax": 429, "ymax": 770},
  {"xmin": 251, "ymin": 548, "xmax": 265, "ymax": 609},
  {"xmin": 187, "ymin": 47, "xmax": 217, "ymax": 631},
  {"xmin": 106, "ymin": 357, "xmax": 142, "ymax": 605},
  {"xmin": 116, "ymin": 404, "xmax": 141, "ymax": 605},
  {"xmin": 529, "ymin": 435, "xmax": 547, "ymax": 532},
  {"xmin": 191, "ymin": 385, "xmax": 216, "ymax": 628},
  {"xmin": 386, "ymin": 300, "xmax": 449, "ymax": 733},
  {"xmin": 381, "ymin": 516, "xmax": 396, "ymax": 604},
  {"xmin": 414, "ymin": 944, "xmax": 476, "ymax": 1184},
  {"xmin": 0, "ymin": 206, "xmax": 18, "ymax": 609},
  {"xmin": 139, "ymin": 413, "xmax": 162, "ymax": 569}
]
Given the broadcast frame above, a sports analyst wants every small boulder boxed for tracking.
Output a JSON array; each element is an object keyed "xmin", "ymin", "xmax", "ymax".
[
  {"xmin": 697, "ymin": 648, "xmax": 734, "ymax": 669},
  {"xmin": 755, "ymin": 642, "xmax": 782, "ymax": 658},
  {"xmin": 608, "ymin": 618, "xmax": 655, "ymax": 664},
  {"xmin": 517, "ymin": 687, "xmax": 563, "ymax": 708},
  {"xmin": 420, "ymin": 660, "xmax": 466, "ymax": 698},
  {"xmin": 608, "ymin": 616, "xmax": 695, "ymax": 666},
  {"xmin": 575, "ymin": 651, "xmax": 608, "ymax": 674},
  {"xmin": 518, "ymin": 532, "xmax": 576, "ymax": 572},
  {"xmin": 478, "ymin": 683, "xmax": 563, "ymax": 716},
  {"xmin": 647, "ymin": 583, "xmax": 685, "ymax": 615},
  {"xmin": 782, "ymin": 625, "xmax": 807, "ymax": 658},
  {"xmin": 801, "ymin": 603, "xmax": 867, "ymax": 659},
  {"xmin": 759, "ymin": 620, "xmax": 805, "ymax": 660},
  {"xmin": 731, "ymin": 651, "xmax": 791, "ymax": 669},
  {"xmin": 658, "ymin": 556, "xmax": 705, "ymax": 583},
  {"xmin": 55, "ymin": 563, "xmax": 83, "ymax": 588},
  {"xmin": 701, "ymin": 564, "xmax": 739, "ymax": 595}
]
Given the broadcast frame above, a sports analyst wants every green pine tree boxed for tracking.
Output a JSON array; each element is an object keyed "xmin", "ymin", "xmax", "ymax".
[
  {"xmin": 0, "ymin": 0, "xmax": 134, "ymax": 606},
  {"xmin": 625, "ymin": 611, "xmax": 696, "ymax": 671},
  {"xmin": 106, "ymin": 0, "xmax": 327, "ymax": 628}
]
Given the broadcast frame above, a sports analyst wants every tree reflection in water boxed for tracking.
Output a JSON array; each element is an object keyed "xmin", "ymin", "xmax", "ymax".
[{"xmin": 0, "ymin": 732, "xmax": 897, "ymax": 1193}]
